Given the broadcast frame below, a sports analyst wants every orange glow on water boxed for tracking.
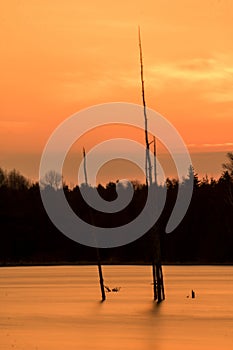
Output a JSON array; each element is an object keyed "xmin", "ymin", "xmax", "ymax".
[{"xmin": 1, "ymin": 266, "xmax": 233, "ymax": 350}]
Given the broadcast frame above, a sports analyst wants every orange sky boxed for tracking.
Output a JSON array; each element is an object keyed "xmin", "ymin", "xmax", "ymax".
[{"xmin": 0, "ymin": 0, "xmax": 232, "ymax": 184}]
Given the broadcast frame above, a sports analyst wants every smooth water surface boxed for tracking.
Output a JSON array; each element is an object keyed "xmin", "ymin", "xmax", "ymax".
[{"xmin": 0, "ymin": 266, "xmax": 233, "ymax": 350}]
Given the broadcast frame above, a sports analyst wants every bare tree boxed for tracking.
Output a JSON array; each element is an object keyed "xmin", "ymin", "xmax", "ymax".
[
  {"xmin": 7, "ymin": 169, "xmax": 30, "ymax": 190},
  {"xmin": 0, "ymin": 168, "xmax": 6, "ymax": 187},
  {"xmin": 41, "ymin": 170, "xmax": 63, "ymax": 190},
  {"xmin": 138, "ymin": 27, "xmax": 165, "ymax": 302},
  {"xmin": 222, "ymin": 152, "xmax": 233, "ymax": 206},
  {"xmin": 222, "ymin": 152, "xmax": 233, "ymax": 177}
]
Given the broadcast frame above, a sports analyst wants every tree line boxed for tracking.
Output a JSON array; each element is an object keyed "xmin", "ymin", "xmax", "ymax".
[{"xmin": 0, "ymin": 153, "xmax": 232, "ymax": 265}]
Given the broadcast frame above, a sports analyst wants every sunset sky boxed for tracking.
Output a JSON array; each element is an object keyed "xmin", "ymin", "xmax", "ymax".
[{"xmin": 0, "ymin": 0, "xmax": 232, "ymax": 185}]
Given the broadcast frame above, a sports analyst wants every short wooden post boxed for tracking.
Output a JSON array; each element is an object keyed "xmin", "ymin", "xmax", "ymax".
[
  {"xmin": 152, "ymin": 261, "xmax": 157, "ymax": 301},
  {"xmin": 98, "ymin": 261, "xmax": 106, "ymax": 301},
  {"xmin": 156, "ymin": 263, "xmax": 162, "ymax": 303}
]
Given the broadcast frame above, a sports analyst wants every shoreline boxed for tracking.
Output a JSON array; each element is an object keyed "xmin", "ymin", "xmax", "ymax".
[{"xmin": 1, "ymin": 261, "xmax": 233, "ymax": 267}]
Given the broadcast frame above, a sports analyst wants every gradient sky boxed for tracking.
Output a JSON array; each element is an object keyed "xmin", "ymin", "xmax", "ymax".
[{"xmin": 0, "ymin": 0, "xmax": 232, "ymax": 184}]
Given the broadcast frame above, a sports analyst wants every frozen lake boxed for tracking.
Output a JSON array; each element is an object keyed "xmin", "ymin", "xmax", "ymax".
[{"xmin": 0, "ymin": 265, "xmax": 233, "ymax": 350}]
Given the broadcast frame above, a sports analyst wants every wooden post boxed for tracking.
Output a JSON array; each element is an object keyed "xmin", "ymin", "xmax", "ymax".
[
  {"xmin": 83, "ymin": 148, "xmax": 106, "ymax": 301},
  {"xmin": 152, "ymin": 260, "xmax": 157, "ymax": 301},
  {"xmin": 97, "ymin": 251, "xmax": 106, "ymax": 302},
  {"xmin": 160, "ymin": 264, "xmax": 165, "ymax": 300}
]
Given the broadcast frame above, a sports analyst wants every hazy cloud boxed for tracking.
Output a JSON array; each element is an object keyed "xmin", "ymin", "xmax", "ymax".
[
  {"xmin": 149, "ymin": 57, "xmax": 233, "ymax": 82},
  {"xmin": 188, "ymin": 142, "xmax": 233, "ymax": 148},
  {"xmin": 147, "ymin": 57, "xmax": 233, "ymax": 103}
]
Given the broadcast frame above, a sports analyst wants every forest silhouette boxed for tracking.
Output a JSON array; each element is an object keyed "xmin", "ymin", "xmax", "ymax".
[{"xmin": 0, "ymin": 152, "xmax": 232, "ymax": 265}]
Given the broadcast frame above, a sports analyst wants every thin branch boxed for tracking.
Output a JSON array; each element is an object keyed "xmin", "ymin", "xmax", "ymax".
[
  {"xmin": 138, "ymin": 26, "xmax": 153, "ymax": 187},
  {"xmin": 153, "ymin": 136, "xmax": 157, "ymax": 186},
  {"xmin": 82, "ymin": 147, "xmax": 88, "ymax": 186}
]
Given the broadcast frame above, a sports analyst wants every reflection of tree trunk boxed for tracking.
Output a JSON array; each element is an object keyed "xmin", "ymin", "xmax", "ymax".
[{"xmin": 139, "ymin": 27, "xmax": 165, "ymax": 302}]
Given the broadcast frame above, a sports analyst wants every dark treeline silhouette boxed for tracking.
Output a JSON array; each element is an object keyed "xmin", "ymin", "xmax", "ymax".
[{"xmin": 0, "ymin": 153, "xmax": 233, "ymax": 265}]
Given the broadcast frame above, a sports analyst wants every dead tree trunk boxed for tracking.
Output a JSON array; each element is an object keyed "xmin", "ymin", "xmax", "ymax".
[
  {"xmin": 138, "ymin": 27, "xmax": 165, "ymax": 302},
  {"xmin": 83, "ymin": 148, "xmax": 106, "ymax": 301}
]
